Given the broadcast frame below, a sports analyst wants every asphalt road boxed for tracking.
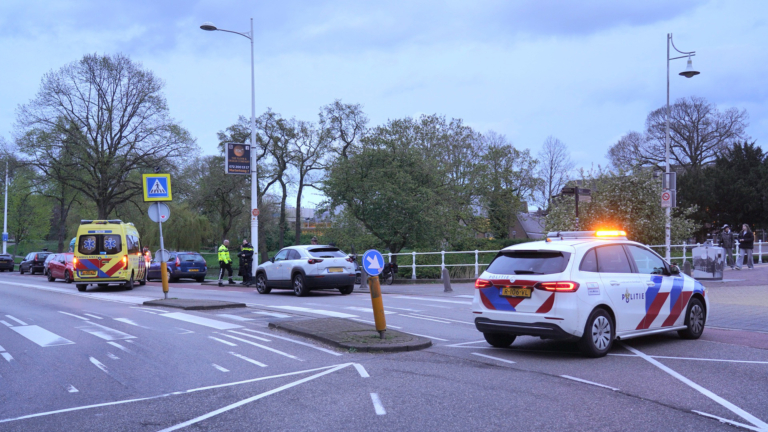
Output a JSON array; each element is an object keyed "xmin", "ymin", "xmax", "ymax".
[{"xmin": 1, "ymin": 271, "xmax": 767, "ymax": 431}]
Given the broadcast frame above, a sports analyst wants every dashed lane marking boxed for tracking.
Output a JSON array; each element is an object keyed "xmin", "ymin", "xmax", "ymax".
[
  {"xmin": 269, "ymin": 306, "xmax": 358, "ymax": 319},
  {"xmin": 1, "ymin": 353, "xmax": 13, "ymax": 363},
  {"xmin": 242, "ymin": 329, "xmax": 343, "ymax": 356},
  {"xmin": 107, "ymin": 353, "xmax": 120, "ymax": 360},
  {"xmin": 5, "ymin": 315, "xmax": 27, "ymax": 326},
  {"xmin": 212, "ymin": 364, "xmax": 229, "ymax": 373},
  {"xmin": 471, "ymin": 352, "xmax": 516, "ymax": 364},
  {"xmin": 159, "ymin": 312, "xmax": 242, "ymax": 330},
  {"xmin": 83, "ymin": 314, "xmax": 103, "ymax": 320},
  {"xmin": 89, "ymin": 357, "xmax": 109, "ymax": 374},
  {"xmin": 370, "ymin": 393, "xmax": 386, "ymax": 415},
  {"xmin": 114, "ymin": 318, "xmax": 149, "ymax": 328},
  {"xmin": 216, "ymin": 314, "xmax": 254, "ymax": 322},
  {"xmin": 353, "ymin": 363, "xmax": 369, "ymax": 378},
  {"xmin": 209, "ymin": 336, "xmax": 237, "ymax": 347},
  {"xmin": 58, "ymin": 311, "xmax": 89, "ymax": 321},
  {"xmin": 0, "ymin": 320, "xmax": 12, "ymax": 327},
  {"xmin": 445, "ymin": 340, "xmax": 486, "ymax": 347},
  {"xmin": 11, "ymin": 325, "xmax": 75, "ymax": 347},
  {"xmin": 401, "ymin": 332, "xmax": 449, "ymax": 342},
  {"xmin": 220, "ymin": 334, "xmax": 302, "ymax": 360},
  {"xmin": 561, "ymin": 375, "xmax": 619, "ymax": 391},
  {"xmin": 229, "ymin": 352, "xmax": 267, "ymax": 367},
  {"xmin": 66, "ymin": 385, "xmax": 79, "ymax": 393},
  {"xmin": 77, "ymin": 322, "xmax": 136, "ymax": 341},
  {"xmin": 107, "ymin": 342, "xmax": 130, "ymax": 353},
  {"xmin": 227, "ymin": 330, "xmax": 270, "ymax": 342}
]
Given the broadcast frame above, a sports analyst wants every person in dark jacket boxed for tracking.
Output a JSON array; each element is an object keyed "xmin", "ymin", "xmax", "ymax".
[
  {"xmin": 735, "ymin": 224, "xmax": 754, "ymax": 270},
  {"xmin": 718, "ymin": 224, "xmax": 735, "ymax": 269},
  {"xmin": 237, "ymin": 239, "xmax": 254, "ymax": 286}
]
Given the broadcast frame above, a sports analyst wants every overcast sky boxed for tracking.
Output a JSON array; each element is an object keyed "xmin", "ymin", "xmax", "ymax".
[{"xmin": 1, "ymin": 0, "xmax": 765, "ymax": 206}]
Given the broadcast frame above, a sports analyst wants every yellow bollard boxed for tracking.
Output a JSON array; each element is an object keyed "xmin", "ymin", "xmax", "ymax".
[
  {"xmin": 160, "ymin": 261, "xmax": 169, "ymax": 299},
  {"xmin": 369, "ymin": 276, "xmax": 386, "ymax": 339}
]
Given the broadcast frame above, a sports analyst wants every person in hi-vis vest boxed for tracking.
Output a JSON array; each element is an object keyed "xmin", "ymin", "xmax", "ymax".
[{"xmin": 218, "ymin": 240, "xmax": 235, "ymax": 287}]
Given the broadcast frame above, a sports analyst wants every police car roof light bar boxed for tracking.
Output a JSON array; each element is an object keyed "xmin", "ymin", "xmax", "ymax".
[{"xmin": 546, "ymin": 231, "xmax": 627, "ymax": 241}]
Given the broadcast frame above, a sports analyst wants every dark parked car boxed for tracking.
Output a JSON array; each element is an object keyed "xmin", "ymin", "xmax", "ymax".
[
  {"xmin": 48, "ymin": 253, "xmax": 75, "ymax": 283},
  {"xmin": 0, "ymin": 253, "xmax": 14, "ymax": 271},
  {"xmin": 148, "ymin": 252, "xmax": 207, "ymax": 282},
  {"xmin": 20, "ymin": 251, "xmax": 52, "ymax": 275}
]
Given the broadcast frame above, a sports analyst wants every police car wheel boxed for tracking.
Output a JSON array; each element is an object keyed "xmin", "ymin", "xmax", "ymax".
[
  {"xmin": 483, "ymin": 333, "xmax": 516, "ymax": 348},
  {"xmin": 256, "ymin": 274, "xmax": 271, "ymax": 294},
  {"xmin": 293, "ymin": 274, "xmax": 309, "ymax": 297},
  {"xmin": 76, "ymin": 284, "xmax": 87, "ymax": 292},
  {"xmin": 678, "ymin": 298, "xmax": 706, "ymax": 340},
  {"xmin": 578, "ymin": 308, "xmax": 614, "ymax": 358}
]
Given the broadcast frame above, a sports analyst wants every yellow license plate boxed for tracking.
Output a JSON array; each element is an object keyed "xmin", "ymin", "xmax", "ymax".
[
  {"xmin": 80, "ymin": 270, "xmax": 97, "ymax": 276},
  {"xmin": 188, "ymin": 269, "xmax": 199, "ymax": 272},
  {"xmin": 501, "ymin": 287, "xmax": 532, "ymax": 298},
  {"xmin": 328, "ymin": 268, "xmax": 344, "ymax": 273}
]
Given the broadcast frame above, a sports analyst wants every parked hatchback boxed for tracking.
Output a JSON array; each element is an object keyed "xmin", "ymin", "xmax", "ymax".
[
  {"xmin": 148, "ymin": 252, "xmax": 207, "ymax": 282},
  {"xmin": 43, "ymin": 253, "xmax": 58, "ymax": 276},
  {"xmin": 48, "ymin": 253, "xmax": 75, "ymax": 283},
  {"xmin": 0, "ymin": 253, "xmax": 14, "ymax": 271},
  {"xmin": 20, "ymin": 251, "xmax": 52, "ymax": 275}
]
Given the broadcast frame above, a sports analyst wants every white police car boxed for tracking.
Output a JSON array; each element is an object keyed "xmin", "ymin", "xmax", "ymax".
[{"xmin": 473, "ymin": 231, "xmax": 708, "ymax": 357}]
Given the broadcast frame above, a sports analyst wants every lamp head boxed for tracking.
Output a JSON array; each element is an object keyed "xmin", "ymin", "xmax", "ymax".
[
  {"xmin": 200, "ymin": 22, "xmax": 218, "ymax": 31},
  {"xmin": 679, "ymin": 56, "xmax": 700, "ymax": 78}
]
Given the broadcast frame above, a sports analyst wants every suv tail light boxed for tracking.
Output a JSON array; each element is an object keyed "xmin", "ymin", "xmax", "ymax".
[
  {"xmin": 475, "ymin": 279, "xmax": 493, "ymax": 289},
  {"xmin": 346, "ymin": 257, "xmax": 354, "ymax": 263},
  {"xmin": 175, "ymin": 257, "xmax": 181, "ymax": 267},
  {"xmin": 308, "ymin": 259, "xmax": 323, "ymax": 264},
  {"xmin": 534, "ymin": 281, "xmax": 580, "ymax": 292}
]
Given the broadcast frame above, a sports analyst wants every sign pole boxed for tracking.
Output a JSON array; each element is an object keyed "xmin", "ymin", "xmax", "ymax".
[
  {"xmin": 363, "ymin": 249, "xmax": 387, "ymax": 339},
  {"xmin": 157, "ymin": 205, "xmax": 169, "ymax": 299}
]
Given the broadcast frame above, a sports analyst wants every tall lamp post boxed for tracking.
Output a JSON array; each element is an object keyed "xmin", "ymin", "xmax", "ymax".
[
  {"xmin": 664, "ymin": 33, "xmax": 699, "ymax": 262},
  {"xmin": 201, "ymin": 19, "xmax": 259, "ymax": 271},
  {"xmin": 3, "ymin": 160, "xmax": 7, "ymax": 255}
]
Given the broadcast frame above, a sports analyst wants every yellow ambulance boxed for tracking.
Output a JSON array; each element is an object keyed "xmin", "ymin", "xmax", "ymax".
[{"xmin": 73, "ymin": 220, "xmax": 148, "ymax": 292}]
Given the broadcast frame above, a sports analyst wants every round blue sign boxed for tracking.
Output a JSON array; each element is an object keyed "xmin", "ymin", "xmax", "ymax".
[{"xmin": 362, "ymin": 250, "xmax": 385, "ymax": 277}]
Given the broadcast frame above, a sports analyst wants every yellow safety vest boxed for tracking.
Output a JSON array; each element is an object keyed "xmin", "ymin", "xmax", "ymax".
[{"xmin": 218, "ymin": 244, "xmax": 232, "ymax": 264}]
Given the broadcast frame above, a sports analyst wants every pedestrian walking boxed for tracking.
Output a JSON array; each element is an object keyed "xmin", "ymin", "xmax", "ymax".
[
  {"xmin": 238, "ymin": 239, "xmax": 254, "ymax": 286},
  {"xmin": 735, "ymin": 224, "xmax": 754, "ymax": 270},
  {"xmin": 217, "ymin": 239, "xmax": 235, "ymax": 286},
  {"xmin": 310, "ymin": 236, "xmax": 318, "ymax": 245},
  {"xmin": 718, "ymin": 224, "xmax": 735, "ymax": 269}
]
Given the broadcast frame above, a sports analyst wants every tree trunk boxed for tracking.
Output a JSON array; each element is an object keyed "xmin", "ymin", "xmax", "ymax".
[
  {"xmin": 295, "ymin": 180, "xmax": 304, "ymax": 245},
  {"xmin": 278, "ymin": 179, "xmax": 287, "ymax": 249}
]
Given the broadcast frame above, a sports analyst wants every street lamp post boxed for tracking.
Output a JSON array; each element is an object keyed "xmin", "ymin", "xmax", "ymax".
[
  {"xmin": 3, "ymin": 160, "xmax": 8, "ymax": 254},
  {"xmin": 664, "ymin": 33, "xmax": 699, "ymax": 262},
  {"xmin": 201, "ymin": 19, "xmax": 259, "ymax": 272}
]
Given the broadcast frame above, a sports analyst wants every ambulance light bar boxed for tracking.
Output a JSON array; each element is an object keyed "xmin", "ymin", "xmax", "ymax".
[
  {"xmin": 80, "ymin": 219, "xmax": 124, "ymax": 225},
  {"xmin": 546, "ymin": 230, "xmax": 627, "ymax": 241}
]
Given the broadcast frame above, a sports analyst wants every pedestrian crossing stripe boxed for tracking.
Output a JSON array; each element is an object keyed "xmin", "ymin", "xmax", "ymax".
[{"xmin": 142, "ymin": 173, "xmax": 172, "ymax": 202}]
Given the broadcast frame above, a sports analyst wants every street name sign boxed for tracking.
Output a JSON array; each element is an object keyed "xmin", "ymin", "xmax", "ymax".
[{"xmin": 142, "ymin": 174, "xmax": 172, "ymax": 202}]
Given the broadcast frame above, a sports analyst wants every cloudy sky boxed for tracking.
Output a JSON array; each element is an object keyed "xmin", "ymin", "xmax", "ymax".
[{"xmin": 1, "ymin": 0, "xmax": 765, "ymax": 205}]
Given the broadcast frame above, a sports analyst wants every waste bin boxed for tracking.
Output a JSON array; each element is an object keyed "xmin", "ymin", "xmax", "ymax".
[{"xmin": 691, "ymin": 243, "xmax": 724, "ymax": 280}]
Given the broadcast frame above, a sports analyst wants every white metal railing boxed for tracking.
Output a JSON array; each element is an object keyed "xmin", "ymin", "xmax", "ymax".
[{"xmin": 646, "ymin": 240, "xmax": 765, "ymax": 265}]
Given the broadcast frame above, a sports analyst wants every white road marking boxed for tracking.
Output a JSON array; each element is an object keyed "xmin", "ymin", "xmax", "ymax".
[
  {"xmin": 107, "ymin": 353, "xmax": 120, "ymax": 360},
  {"xmin": 252, "ymin": 311, "xmax": 292, "ymax": 318},
  {"xmin": 114, "ymin": 318, "xmax": 149, "ymax": 328},
  {"xmin": 353, "ymin": 363, "xmax": 369, "ymax": 378},
  {"xmin": 0, "ymin": 344, "xmax": 4, "ymax": 351},
  {"xmin": 0, "ymin": 280, "xmax": 156, "ymax": 305},
  {"xmin": 66, "ymin": 385, "xmax": 79, "ymax": 393},
  {"xmin": 345, "ymin": 306, "xmax": 396, "ymax": 315},
  {"xmin": 5, "ymin": 315, "xmax": 27, "ymax": 326},
  {"xmin": 227, "ymin": 330, "xmax": 271, "ymax": 342},
  {"xmin": 216, "ymin": 314, "xmax": 254, "ymax": 322},
  {"xmin": 83, "ymin": 314, "xmax": 103, "ymax": 320},
  {"xmin": 175, "ymin": 328, "xmax": 195, "ymax": 335},
  {"xmin": 77, "ymin": 322, "xmax": 136, "ymax": 341},
  {"xmin": 446, "ymin": 340, "xmax": 487, "ymax": 347},
  {"xmin": 561, "ymin": 375, "xmax": 619, "ymax": 391},
  {"xmin": 1, "ymin": 353, "xmax": 13, "ymax": 363},
  {"xmin": 209, "ymin": 336, "xmax": 237, "ymax": 347},
  {"xmin": 221, "ymin": 335, "xmax": 302, "ymax": 360},
  {"xmin": 471, "ymin": 352, "xmax": 516, "ymax": 364},
  {"xmin": 270, "ymin": 306, "xmax": 358, "ymax": 318},
  {"xmin": 0, "ymin": 364, "xmax": 345, "ymax": 424},
  {"xmin": 454, "ymin": 295, "xmax": 474, "ymax": 298},
  {"xmin": 229, "ymin": 352, "xmax": 267, "ymax": 367},
  {"xmin": 131, "ymin": 307, "xmax": 169, "ymax": 313},
  {"xmin": 89, "ymin": 357, "xmax": 109, "ymax": 374},
  {"xmin": 58, "ymin": 311, "xmax": 89, "ymax": 320},
  {"xmin": 692, "ymin": 410, "xmax": 763, "ymax": 432},
  {"xmin": 608, "ymin": 353, "xmax": 768, "ymax": 364},
  {"xmin": 107, "ymin": 342, "xmax": 130, "ymax": 352},
  {"xmin": 399, "ymin": 314, "xmax": 451, "ymax": 324},
  {"xmin": 158, "ymin": 364, "xmax": 350, "ymax": 432},
  {"xmin": 401, "ymin": 332, "xmax": 449, "ymax": 341},
  {"xmin": 159, "ymin": 312, "xmax": 242, "ymax": 330},
  {"xmin": 386, "ymin": 307, "xmax": 423, "ymax": 312},
  {"xmin": 370, "ymin": 393, "xmax": 386, "ymax": 415},
  {"xmin": 0, "ymin": 320, "xmax": 12, "ymax": 327},
  {"xmin": 11, "ymin": 325, "xmax": 75, "ymax": 347},
  {"xmin": 243, "ymin": 329, "xmax": 342, "ymax": 356},
  {"xmin": 349, "ymin": 318, "xmax": 402, "ymax": 329},
  {"xmin": 407, "ymin": 313, "xmax": 474, "ymax": 324},
  {"xmin": 212, "ymin": 364, "xmax": 229, "ymax": 372},
  {"xmin": 622, "ymin": 343, "xmax": 768, "ymax": 430},
  {"xmin": 394, "ymin": 295, "xmax": 471, "ymax": 305}
]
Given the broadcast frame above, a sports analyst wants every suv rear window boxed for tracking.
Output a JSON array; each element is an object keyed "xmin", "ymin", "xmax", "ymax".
[
  {"xmin": 36, "ymin": 253, "xmax": 51, "ymax": 261},
  {"xmin": 178, "ymin": 253, "xmax": 205, "ymax": 263},
  {"xmin": 486, "ymin": 251, "xmax": 571, "ymax": 275},
  {"xmin": 308, "ymin": 248, "xmax": 346, "ymax": 258}
]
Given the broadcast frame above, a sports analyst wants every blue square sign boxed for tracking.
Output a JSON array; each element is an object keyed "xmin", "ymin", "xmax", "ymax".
[{"xmin": 142, "ymin": 174, "xmax": 173, "ymax": 202}]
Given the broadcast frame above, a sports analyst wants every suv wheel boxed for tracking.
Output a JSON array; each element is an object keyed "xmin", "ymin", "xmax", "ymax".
[
  {"xmin": 256, "ymin": 273, "xmax": 271, "ymax": 294},
  {"xmin": 338, "ymin": 285, "xmax": 354, "ymax": 295},
  {"xmin": 678, "ymin": 298, "xmax": 706, "ymax": 339},
  {"xmin": 292, "ymin": 273, "xmax": 309, "ymax": 297},
  {"xmin": 483, "ymin": 333, "xmax": 516, "ymax": 348},
  {"xmin": 578, "ymin": 308, "xmax": 614, "ymax": 358}
]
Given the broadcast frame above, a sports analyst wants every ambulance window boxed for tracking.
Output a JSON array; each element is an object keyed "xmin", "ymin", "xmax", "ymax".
[
  {"xmin": 126, "ymin": 236, "xmax": 139, "ymax": 254},
  {"xmin": 79, "ymin": 236, "xmax": 98, "ymax": 254},
  {"xmin": 596, "ymin": 245, "xmax": 632, "ymax": 273},
  {"xmin": 103, "ymin": 235, "xmax": 122, "ymax": 255},
  {"xmin": 580, "ymin": 249, "xmax": 598, "ymax": 272}
]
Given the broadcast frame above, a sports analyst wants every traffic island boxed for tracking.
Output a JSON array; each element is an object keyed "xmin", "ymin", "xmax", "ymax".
[
  {"xmin": 142, "ymin": 298, "xmax": 246, "ymax": 310},
  {"xmin": 268, "ymin": 317, "xmax": 432, "ymax": 353}
]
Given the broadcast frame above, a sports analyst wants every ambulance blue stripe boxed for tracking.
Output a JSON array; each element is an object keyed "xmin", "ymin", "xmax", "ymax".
[{"xmin": 79, "ymin": 259, "xmax": 110, "ymax": 278}]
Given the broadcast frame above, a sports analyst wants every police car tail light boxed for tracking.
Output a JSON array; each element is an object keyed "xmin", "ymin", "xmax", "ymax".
[
  {"xmin": 308, "ymin": 259, "xmax": 324, "ymax": 264},
  {"xmin": 534, "ymin": 281, "xmax": 580, "ymax": 292},
  {"xmin": 475, "ymin": 279, "xmax": 493, "ymax": 289}
]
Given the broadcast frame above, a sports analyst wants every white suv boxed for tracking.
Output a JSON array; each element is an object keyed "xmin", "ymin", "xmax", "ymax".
[
  {"xmin": 472, "ymin": 231, "xmax": 709, "ymax": 357},
  {"xmin": 255, "ymin": 245, "xmax": 357, "ymax": 296}
]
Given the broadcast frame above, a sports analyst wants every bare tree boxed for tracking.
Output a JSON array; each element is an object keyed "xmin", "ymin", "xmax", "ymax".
[
  {"xmin": 290, "ymin": 121, "xmax": 328, "ymax": 244},
  {"xmin": 16, "ymin": 53, "xmax": 195, "ymax": 218},
  {"xmin": 319, "ymin": 100, "xmax": 368, "ymax": 160},
  {"xmin": 536, "ymin": 136, "xmax": 574, "ymax": 208},
  {"xmin": 606, "ymin": 131, "xmax": 646, "ymax": 172}
]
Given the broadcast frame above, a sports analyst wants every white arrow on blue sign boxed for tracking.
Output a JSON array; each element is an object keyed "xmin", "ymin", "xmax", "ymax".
[{"xmin": 362, "ymin": 250, "xmax": 385, "ymax": 277}]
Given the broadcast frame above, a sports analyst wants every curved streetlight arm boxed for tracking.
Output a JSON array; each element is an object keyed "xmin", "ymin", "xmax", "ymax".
[
  {"xmin": 213, "ymin": 28, "xmax": 252, "ymax": 40},
  {"xmin": 669, "ymin": 34, "xmax": 695, "ymax": 59}
]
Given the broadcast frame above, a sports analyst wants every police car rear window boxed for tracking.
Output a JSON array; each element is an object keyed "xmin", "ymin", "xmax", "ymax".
[
  {"xmin": 486, "ymin": 251, "xmax": 571, "ymax": 275},
  {"xmin": 308, "ymin": 248, "xmax": 346, "ymax": 258}
]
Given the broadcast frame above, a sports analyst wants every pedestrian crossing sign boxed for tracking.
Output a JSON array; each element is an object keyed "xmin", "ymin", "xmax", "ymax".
[{"xmin": 142, "ymin": 174, "xmax": 173, "ymax": 202}]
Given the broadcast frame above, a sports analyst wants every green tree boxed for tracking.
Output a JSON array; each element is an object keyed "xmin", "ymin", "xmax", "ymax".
[{"xmin": 7, "ymin": 169, "xmax": 51, "ymax": 256}]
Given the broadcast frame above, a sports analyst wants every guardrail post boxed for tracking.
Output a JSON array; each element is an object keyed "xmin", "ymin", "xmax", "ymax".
[
  {"xmin": 411, "ymin": 251, "xmax": 417, "ymax": 280},
  {"xmin": 682, "ymin": 241, "xmax": 687, "ymax": 263},
  {"xmin": 760, "ymin": 240, "xmax": 763, "ymax": 264},
  {"xmin": 388, "ymin": 252, "xmax": 392, "ymax": 263},
  {"xmin": 441, "ymin": 251, "xmax": 445, "ymax": 271},
  {"xmin": 474, "ymin": 250, "xmax": 479, "ymax": 278}
]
